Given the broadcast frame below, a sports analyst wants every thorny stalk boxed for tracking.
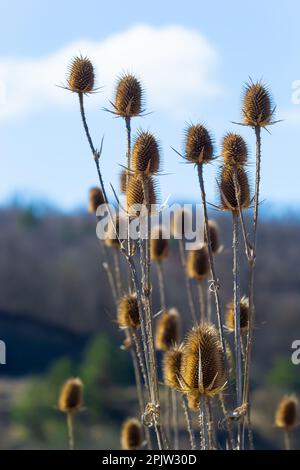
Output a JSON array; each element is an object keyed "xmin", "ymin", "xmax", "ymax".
[
  {"xmin": 156, "ymin": 261, "xmax": 166, "ymax": 312},
  {"xmin": 181, "ymin": 396, "xmax": 196, "ymax": 450},
  {"xmin": 67, "ymin": 411, "xmax": 75, "ymax": 450},
  {"xmin": 197, "ymin": 280, "xmax": 206, "ymax": 323}
]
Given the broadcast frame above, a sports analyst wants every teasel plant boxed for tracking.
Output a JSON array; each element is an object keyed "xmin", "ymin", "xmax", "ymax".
[
  {"xmin": 275, "ymin": 395, "xmax": 299, "ymax": 450},
  {"xmin": 58, "ymin": 377, "xmax": 83, "ymax": 450},
  {"xmin": 233, "ymin": 80, "xmax": 279, "ymax": 447},
  {"xmin": 121, "ymin": 418, "xmax": 144, "ymax": 450},
  {"xmin": 63, "ymin": 57, "xmax": 165, "ymax": 449}
]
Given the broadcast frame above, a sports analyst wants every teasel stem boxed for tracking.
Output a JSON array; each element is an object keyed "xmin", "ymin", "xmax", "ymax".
[
  {"xmin": 165, "ymin": 388, "xmax": 172, "ymax": 443},
  {"xmin": 181, "ymin": 396, "xmax": 196, "ymax": 450},
  {"xmin": 232, "ymin": 210, "xmax": 242, "ymax": 449},
  {"xmin": 242, "ymin": 126, "xmax": 261, "ymax": 448},
  {"xmin": 197, "ymin": 281, "xmax": 206, "ymax": 323},
  {"xmin": 67, "ymin": 411, "xmax": 75, "ymax": 450},
  {"xmin": 205, "ymin": 396, "xmax": 215, "ymax": 450},
  {"xmin": 132, "ymin": 331, "xmax": 150, "ymax": 393},
  {"xmin": 100, "ymin": 247, "xmax": 118, "ymax": 306},
  {"xmin": 219, "ymin": 393, "xmax": 234, "ymax": 450},
  {"xmin": 113, "ymin": 250, "xmax": 122, "ymax": 298},
  {"xmin": 197, "ymin": 164, "xmax": 232, "ymax": 400},
  {"xmin": 156, "ymin": 261, "xmax": 166, "ymax": 311},
  {"xmin": 125, "ymin": 117, "xmax": 134, "ymax": 274},
  {"xmin": 172, "ymin": 390, "xmax": 179, "ymax": 450},
  {"xmin": 140, "ymin": 177, "xmax": 164, "ymax": 449},
  {"xmin": 199, "ymin": 395, "xmax": 208, "ymax": 450},
  {"xmin": 206, "ymin": 288, "xmax": 212, "ymax": 323},
  {"xmin": 284, "ymin": 429, "xmax": 291, "ymax": 450},
  {"xmin": 178, "ymin": 239, "xmax": 197, "ymax": 323}
]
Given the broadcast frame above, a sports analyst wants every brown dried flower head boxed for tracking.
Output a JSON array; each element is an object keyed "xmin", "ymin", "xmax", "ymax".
[
  {"xmin": 226, "ymin": 296, "xmax": 249, "ymax": 332},
  {"xmin": 88, "ymin": 187, "xmax": 105, "ymax": 214},
  {"xmin": 67, "ymin": 56, "xmax": 95, "ymax": 94},
  {"xmin": 205, "ymin": 220, "xmax": 222, "ymax": 255},
  {"xmin": 163, "ymin": 344, "xmax": 183, "ymax": 390},
  {"xmin": 121, "ymin": 418, "xmax": 143, "ymax": 450},
  {"xmin": 132, "ymin": 131, "xmax": 160, "ymax": 175},
  {"xmin": 114, "ymin": 74, "xmax": 143, "ymax": 117},
  {"xmin": 126, "ymin": 175, "xmax": 157, "ymax": 218},
  {"xmin": 155, "ymin": 308, "xmax": 180, "ymax": 352},
  {"xmin": 242, "ymin": 81, "xmax": 274, "ymax": 127},
  {"xmin": 186, "ymin": 247, "xmax": 210, "ymax": 280},
  {"xmin": 150, "ymin": 226, "xmax": 169, "ymax": 262},
  {"xmin": 221, "ymin": 133, "xmax": 248, "ymax": 166},
  {"xmin": 219, "ymin": 165, "xmax": 250, "ymax": 212},
  {"xmin": 180, "ymin": 324, "xmax": 226, "ymax": 397},
  {"xmin": 185, "ymin": 124, "xmax": 214, "ymax": 164},
  {"xmin": 117, "ymin": 294, "xmax": 140, "ymax": 329},
  {"xmin": 275, "ymin": 395, "xmax": 299, "ymax": 429},
  {"xmin": 58, "ymin": 377, "xmax": 83, "ymax": 413}
]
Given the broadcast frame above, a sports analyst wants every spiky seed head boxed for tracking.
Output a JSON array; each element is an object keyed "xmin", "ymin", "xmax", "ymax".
[
  {"xmin": 67, "ymin": 56, "xmax": 95, "ymax": 94},
  {"xmin": 120, "ymin": 170, "xmax": 128, "ymax": 194},
  {"xmin": 219, "ymin": 165, "xmax": 250, "ymax": 212},
  {"xmin": 226, "ymin": 296, "xmax": 249, "ymax": 332},
  {"xmin": 88, "ymin": 187, "xmax": 105, "ymax": 214},
  {"xmin": 275, "ymin": 395, "xmax": 299, "ymax": 429},
  {"xmin": 242, "ymin": 81, "xmax": 273, "ymax": 127},
  {"xmin": 221, "ymin": 133, "xmax": 248, "ymax": 166},
  {"xmin": 187, "ymin": 392, "xmax": 200, "ymax": 411},
  {"xmin": 163, "ymin": 345, "xmax": 183, "ymax": 390},
  {"xmin": 181, "ymin": 324, "xmax": 226, "ymax": 397},
  {"xmin": 114, "ymin": 74, "xmax": 143, "ymax": 117},
  {"xmin": 205, "ymin": 220, "xmax": 221, "ymax": 255},
  {"xmin": 58, "ymin": 377, "xmax": 83, "ymax": 412},
  {"xmin": 117, "ymin": 294, "xmax": 140, "ymax": 329},
  {"xmin": 185, "ymin": 124, "xmax": 214, "ymax": 164},
  {"xmin": 126, "ymin": 175, "xmax": 157, "ymax": 218},
  {"xmin": 132, "ymin": 131, "xmax": 160, "ymax": 175},
  {"xmin": 150, "ymin": 226, "xmax": 169, "ymax": 262},
  {"xmin": 121, "ymin": 418, "xmax": 143, "ymax": 450},
  {"xmin": 105, "ymin": 215, "xmax": 122, "ymax": 249},
  {"xmin": 155, "ymin": 308, "xmax": 180, "ymax": 352},
  {"xmin": 186, "ymin": 247, "xmax": 210, "ymax": 280}
]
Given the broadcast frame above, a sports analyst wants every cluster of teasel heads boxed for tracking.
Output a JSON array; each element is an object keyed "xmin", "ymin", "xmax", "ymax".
[{"xmin": 59, "ymin": 55, "xmax": 294, "ymax": 451}]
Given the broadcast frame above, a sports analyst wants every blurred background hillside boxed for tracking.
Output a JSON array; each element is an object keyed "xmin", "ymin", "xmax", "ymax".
[{"xmin": 0, "ymin": 204, "xmax": 299, "ymax": 449}]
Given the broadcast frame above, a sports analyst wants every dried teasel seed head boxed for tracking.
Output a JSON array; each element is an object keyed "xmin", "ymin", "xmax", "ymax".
[
  {"xmin": 186, "ymin": 247, "xmax": 210, "ymax": 280},
  {"xmin": 275, "ymin": 395, "xmax": 299, "ymax": 429},
  {"xmin": 221, "ymin": 133, "xmax": 248, "ymax": 167},
  {"xmin": 114, "ymin": 74, "xmax": 143, "ymax": 117},
  {"xmin": 121, "ymin": 418, "xmax": 143, "ymax": 450},
  {"xmin": 117, "ymin": 294, "xmax": 140, "ymax": 329},
  {"xmin": 58, "ymin": 377, "xmax": 83, "ymax": 413},
  {"xmin": 150, "ymin": 226, "xmax": 169, "ymax": 262},
  {"xmin": 181, "ymin": 324, "xmax": 226, "ymax": 397},
  {"xmin": 242, "ymin": 81, "xmax": 274, "ymax": 127},
  {"xmin": 226, "ymin": 296, "xmax": 249, "ymax": 332},
  {"xmin": 219, "ymin": 165, "xmax": 250, "ymax": 212},
  {"xmin": 126, "ymin": 176, "xmax": 157, "ymax": 218},
  {"xmin": 120, "ymin": 169, "xmax": 128, "ymax": 194},
  {"xmin": 88, "ymin": 187, "xmax": 105, "ymax": 214},
  {"xmin": 155, "ymin": 308, "xmax": 180, "ymax": 352},
  {"xmin": 205, "ymin": 220, "xmax": 222, "ymax": 255},
  {"xmin": 67, "ymin": 56, "xmax": 95, "ymax": 94},
  {"xmin": 132, "ymin": 131, "xmax": 160, "ymax": 175},
  {"xmin": 187, "ymin": 392, "xmax": 200, "ymax": 412},
  {"xmin": 163, "ymin": 344, "xmax": 183, "ymax": 390},
  {"xmin": 184, "ymin": 124, "xmax": 214, "ymax": 164}
]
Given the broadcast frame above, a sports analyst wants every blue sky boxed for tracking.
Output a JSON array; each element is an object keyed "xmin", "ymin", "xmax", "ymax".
[{"xmin": 1, "ymin": 0, "xmax": 299, "ymax": 211}]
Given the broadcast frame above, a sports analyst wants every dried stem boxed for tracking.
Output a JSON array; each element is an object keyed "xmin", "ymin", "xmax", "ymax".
[
  {"xmin": 67, "ymin": 411, "xmax": 74, "ymax": 450},
  {"xmin": 284, "ymin": 429, "xmax": 292, "ymax": 450},
  {"xmin": 197, "ymin": 164, "xmax": 232, "ymax": 400},
  {"xmin": 181, "ymin": 396, "xmax": 196, "ymax": 450},
  {"xmin": 178, "ymin": 239, "xmax": 197, "ymax": 323},
  {"xmin": 172, "ymin": 390, "xmax": 179, "ymax": 450},
  {"xmin": 232, "ymin": 210, "xmax": 242, "ymax": 449},
  {"xmin": 156, "ymin": 261, "xmax": 166, "ymax": 311},
  {"xmin": 197, "ymin": 280, "xmax": 206, "ymax": 323}
]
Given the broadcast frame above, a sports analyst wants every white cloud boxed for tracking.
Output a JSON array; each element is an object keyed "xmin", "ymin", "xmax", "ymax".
[{"xmin": 0, "ymin": 24, "xmax": 220, "ymax": 120}]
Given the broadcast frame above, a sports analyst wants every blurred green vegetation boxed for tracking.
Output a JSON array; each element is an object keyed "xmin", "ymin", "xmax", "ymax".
[
  {"xmin": 11, "ymin": 334, "xmax": 134, "ymax": 447},
  {"xmin": 267, "ymin": 356, "xmax": 300, "ymax": 392}
]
